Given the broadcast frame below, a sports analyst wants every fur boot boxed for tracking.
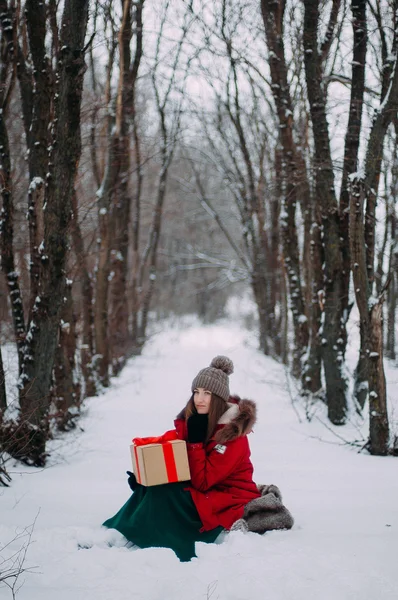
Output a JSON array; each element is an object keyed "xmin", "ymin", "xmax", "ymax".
[{"xmin": 231, "ymin": 484, "xmax": 294, "ymax": 534}]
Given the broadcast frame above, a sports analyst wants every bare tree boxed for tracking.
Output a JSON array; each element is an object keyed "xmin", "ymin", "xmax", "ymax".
[
  {"xmin": 0, "ymin": 0, "xmax": 91, "ymax": 465},
  {"xmin": 348, "ymin": 0, "xmax": 398, "ymax": 455},
  {"xmin": 303, "ymin": 0, "xmax": 348, "ymax": 424},
  {"xmin": 93, "ymin": 1, "xmax": 118, "ymax": 387},
  {"xmin": 51, "ymin": 280, "xmax": 81, "ymax": 431},
  {"xmin": 385, "ymin": 133, "xmax": 398, "ymax": 360},
  {"xmin": 349, "ymin": 177, "xmax": 390, "ymax": 455},
  {"xmin": 0, "ymin": 14, "xmax": 26, "ymax": 374},
  {"xmin": 0, "ymin": 347, "xmax": 6, "ymax": 414},
  {"xmin": 70, "ymin": 189, "xmax": 96, "ymax": 397},
  {"xmin": 260, "ymin": 0, "xmax": 311, "ymax": 384},
  {"xmin": 337, "ymin": 0, "xmax": 368, "ymax": 408},
  {"xmin": 352, "ymin": 0, "xmax": 398, "ymax": 413},
  {"xmin": 109, "ymin": 0, "xmax": 145, "ymax": 373}
]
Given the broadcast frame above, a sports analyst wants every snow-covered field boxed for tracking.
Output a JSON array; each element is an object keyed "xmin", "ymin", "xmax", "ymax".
[{"xmin": 1, "ymin": 318, "xmax": 398, "ymax": 600}]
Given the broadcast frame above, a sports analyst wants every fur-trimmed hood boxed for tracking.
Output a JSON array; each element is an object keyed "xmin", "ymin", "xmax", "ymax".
[
  {"xmin": 215, "ymin": 398, "xmax": 257, "ymax": 443},
  {"xmin": 176, "ymin": 396, "xmax": 257, "ymax": 444}
]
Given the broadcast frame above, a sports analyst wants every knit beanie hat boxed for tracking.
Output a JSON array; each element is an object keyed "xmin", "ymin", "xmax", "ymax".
[{"xmin": 191, "ymin": 356, "xmax": 234, "ymax": 402}]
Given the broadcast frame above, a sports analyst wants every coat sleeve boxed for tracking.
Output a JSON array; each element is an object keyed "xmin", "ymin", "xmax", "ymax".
[{"xmin": 187, "ymin": 437, "xmax": 246, "ymax": 492}]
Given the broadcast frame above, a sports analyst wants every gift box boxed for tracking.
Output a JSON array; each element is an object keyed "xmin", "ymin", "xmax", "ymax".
[{"xmin": 130, "ymin": 430, "xmax": 191, "ymax": 486}]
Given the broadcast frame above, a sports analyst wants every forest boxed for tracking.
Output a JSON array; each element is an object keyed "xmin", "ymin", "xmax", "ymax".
[{"xmin": 0, "ymin": 0, "xmax": 397, "ymax": 482}]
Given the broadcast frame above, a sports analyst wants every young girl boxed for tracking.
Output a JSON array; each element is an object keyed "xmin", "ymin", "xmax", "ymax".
[{"xmin": 103, "ymin": 356, "xmax": 260, "ymax": 561}]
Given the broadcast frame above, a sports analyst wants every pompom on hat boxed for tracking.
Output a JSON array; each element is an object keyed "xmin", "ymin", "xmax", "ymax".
[{"xmin": 191, "ymin": 356, "xmax": 234, "ymax": 402}]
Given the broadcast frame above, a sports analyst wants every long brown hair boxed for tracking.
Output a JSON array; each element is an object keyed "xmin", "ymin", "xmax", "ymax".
[{"xmin": 178, "ymin": 393, "xmax": 228, "ymax": 443}]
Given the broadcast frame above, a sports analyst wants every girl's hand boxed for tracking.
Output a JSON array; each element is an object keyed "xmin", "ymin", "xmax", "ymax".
[
  {"xmin": 187, "ymin": 414, "xmax": 209, "ymax": 443},
  {"xmin": 126, "ymin": 470, "xmax": 137, "ymax": 491}
]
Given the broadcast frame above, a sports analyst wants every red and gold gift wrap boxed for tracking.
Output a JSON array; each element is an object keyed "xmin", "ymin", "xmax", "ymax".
[{"xmin": 130, "ymin": 430, "xmax": 191, "ymax": 487}]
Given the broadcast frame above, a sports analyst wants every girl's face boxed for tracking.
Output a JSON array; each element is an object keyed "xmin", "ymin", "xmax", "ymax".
[{"xmin": 193, "ymin": 388, "xmax": 212, "ymax": 414}]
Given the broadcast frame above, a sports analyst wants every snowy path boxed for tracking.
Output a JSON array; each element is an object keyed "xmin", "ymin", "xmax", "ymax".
[{"xmin": 1, "ymin": 321, "xmax": 398, "ymax": 600}]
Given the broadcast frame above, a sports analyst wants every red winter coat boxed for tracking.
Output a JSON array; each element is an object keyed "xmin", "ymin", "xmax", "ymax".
[{"xmin": 174, "ymin": 399, "xmax": 260, "ymax": 531}]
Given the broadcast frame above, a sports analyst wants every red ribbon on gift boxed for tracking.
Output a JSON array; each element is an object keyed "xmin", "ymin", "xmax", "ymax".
[
  {"xmin": 132, "ymin": 429, "xmax": 178, "ymax": 446},
  {"xmin": 132, "ymin": 430, "xmax": 179, "ymax": 484}
]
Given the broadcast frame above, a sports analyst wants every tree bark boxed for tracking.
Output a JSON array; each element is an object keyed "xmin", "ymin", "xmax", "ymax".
[
  {"xmin": 303, "ymin": 0, "xmax": 348, "ymax": 424},
  {"xmin": 0, "ymin": 7, "xmax": 26, "ymax": 374},
  {"xmin": 0, "ymin": 345, "xmax": 6, "ymax": 413},
  {"xmin": 70, "ymin": 190, "xmax": 96, "ymax": 397},
  {"xmin": 339, "ymin": 0, "xmax": 367, "ymax": 332},
  {"xmin": 386, "ymin": 201, "xmax": 396, "ymax": 360},
  {"xmin": 0, "ymin": 1, "xmax": 33, "ymax": 144},
  {"xmin": 0, "ymin": 113, "xmax": 26, "ymax": 372},
  {"xmin": 93, "ymin": 31, "xmax": 118, "ymax": 387},
  {"xmin": 52, "ymin": 281, "xmax": 80, "ymax": 431},
  {"xmin": 364, "ymin": 2, "xmax": 398, "ymax": 287},
  {"xmin": 385, "ymin": 241, "xmax": 396, "ymax": 360},
  {"xmin": 94, "ymin": 168, "xmax": 113, "ymax": 388},
  {"xmin": 349, "ymin": 176, "xmax": 389, "ymax": 455},
  {"xmin": 130, "ymin": 0, "xmax": 144, "ymax": 349},
  {"xmin": 261, "ymin": 0, "xmax": 309, "ymax": 379},
  {"xmin": 251, "ymin": 265, "xmax": 271, "ymax": 355},
  {"xmin": 302, "ymin": 218, "xmax": 323, "ymax": 393},
  {"xmin": 269, "ymin": 150, "xmax": 282, "ymax": 358},
  {"xmin": 354, "ymin": 15, "xmax": 398, "ymax": 405},
  {"xmin": 108, "ymin": 0, "xmax": 137, "ymax": 374},
  {"xmin": 335, "ymin": 0, "xmax": 368, "ymax": 409},
  {"xmin": 18, "ymin": 0, "xmax": 90, "ymax": 466},
  {"xmin": 24, "ymin": 0, "xmax": 53, "ymax": 319}
]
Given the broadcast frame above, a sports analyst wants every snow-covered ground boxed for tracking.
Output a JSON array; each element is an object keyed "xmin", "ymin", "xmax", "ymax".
[{"xmin": 1, "ymin": 318, "xmax": 398, "ymax": 600}]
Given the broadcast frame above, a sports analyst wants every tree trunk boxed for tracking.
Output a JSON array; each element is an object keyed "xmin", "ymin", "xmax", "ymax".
[
  {"xmin": 367, "ymin": 302, "xmax": 389, "ymax": 455},
  {"xmin": 0, "ymin": 2, "xmax": 33, "ymax": 143},
  {"xmin": 349, "ymin": 175, "xmax": 390, "ymax": 455},
  {"xmin": 256, "ymin": 155, "xmax": 279, "ymax": 356},
  {"xmin": 364, "ymin": 13, "xmax": 398, "ymax": 289},
  {"xmin": 375, "ymin": 193, "xmax": 390, "ymax": 297},
  {"xmin": 27, "ymin": 177, "xmax": 45, "ymax": 323},
  {"xmin": 52, "ymin": 281, "xmax": 80, "ymax": 431},
  {"xmin": 109, "ymin": 0, "xmax": 134, "ymax": 375},
  {"xmin": 261, "ymin": 0, "xmax": 310, "ymax": 379},
  {"xmin": 94, "ymin": 5, "xmax": 135, "ymax": 383},
  {"xmin": 270, "ymin": 151, "xmax": 282, "ymax": 357},
  {"xmin": 297, "ymin": 153, "xmax": 313, "ymax": 321},
  {"xmin": 94, "ymin": 189, "xmax": 112, "ymax": 387},
  {"xmin": 109, "ymin": 215, "xmax": 130, "ymax": 374},
  {"xmin": 339, "ymin": 0, "xmax": 367, "ymax": 317},
  {"xmin": 302, "ymin": 218, "xmax": 323, "ymax": 393},
  {"xmin": 130, "ymin": 2, "xmax": 144, "ymax": 351},
  {"xmin": 94, "ymin": 119, "xmax": 120, "ymax": 387},
  {"xmin": 297, "ymin": 145, "xmax": 323, "ymax": 393},
  {"xmin": 280, "ymin": 257, "xmax": 289, "ymax": 365},
  {"xmin": 0, "ymin": 112, "xmax": 26, "ymax": 372},
  {"xmin": 338, "ymin": 0, "xmax": 368, "ymax": 407},
  {"xmin": 18, "ymin": 0, "xmax": 90, "ymax": 466},
  {"xmin": 385, "ymin": 212, "xmax": 396, "ymax": 360},
  {"xmin": 251, "ymin": 265, "xmax": 271, "ymax": 355},
  {"xmin": 24, "ymin": 0, "xmax": 52, "ymax": 320},
  {"xmin": 353, "ymin": 323, "xmax": 368, "ymax": 410},
  {"xmin": 0, "ymin": 346, "xmax": 6, "ymax": 413},
  {"xmin": 70, "ymin": 190, "xmax": 96, "ymax": 397},
  {"xmin": 353, "ymin": 20, "xmax": 398, "ymax": 405},
  {"xmin": 303, "ymin": 0, "xmax": 347, "ymax": 424}
]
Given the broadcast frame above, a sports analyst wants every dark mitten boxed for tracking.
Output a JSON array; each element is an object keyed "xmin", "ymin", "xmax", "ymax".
[
  {"xmin": 126, "ymin": 470, "xmax": 137, "ymax": 491},
  {"xmin": 187, "ymin": 414, "xmax": 209, "ymax": 443}
]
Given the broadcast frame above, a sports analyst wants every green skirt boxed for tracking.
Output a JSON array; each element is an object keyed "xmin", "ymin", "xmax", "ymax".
[{"xmin": 103, "ymin": 482, "xmax": 223, "ymax": 561}]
